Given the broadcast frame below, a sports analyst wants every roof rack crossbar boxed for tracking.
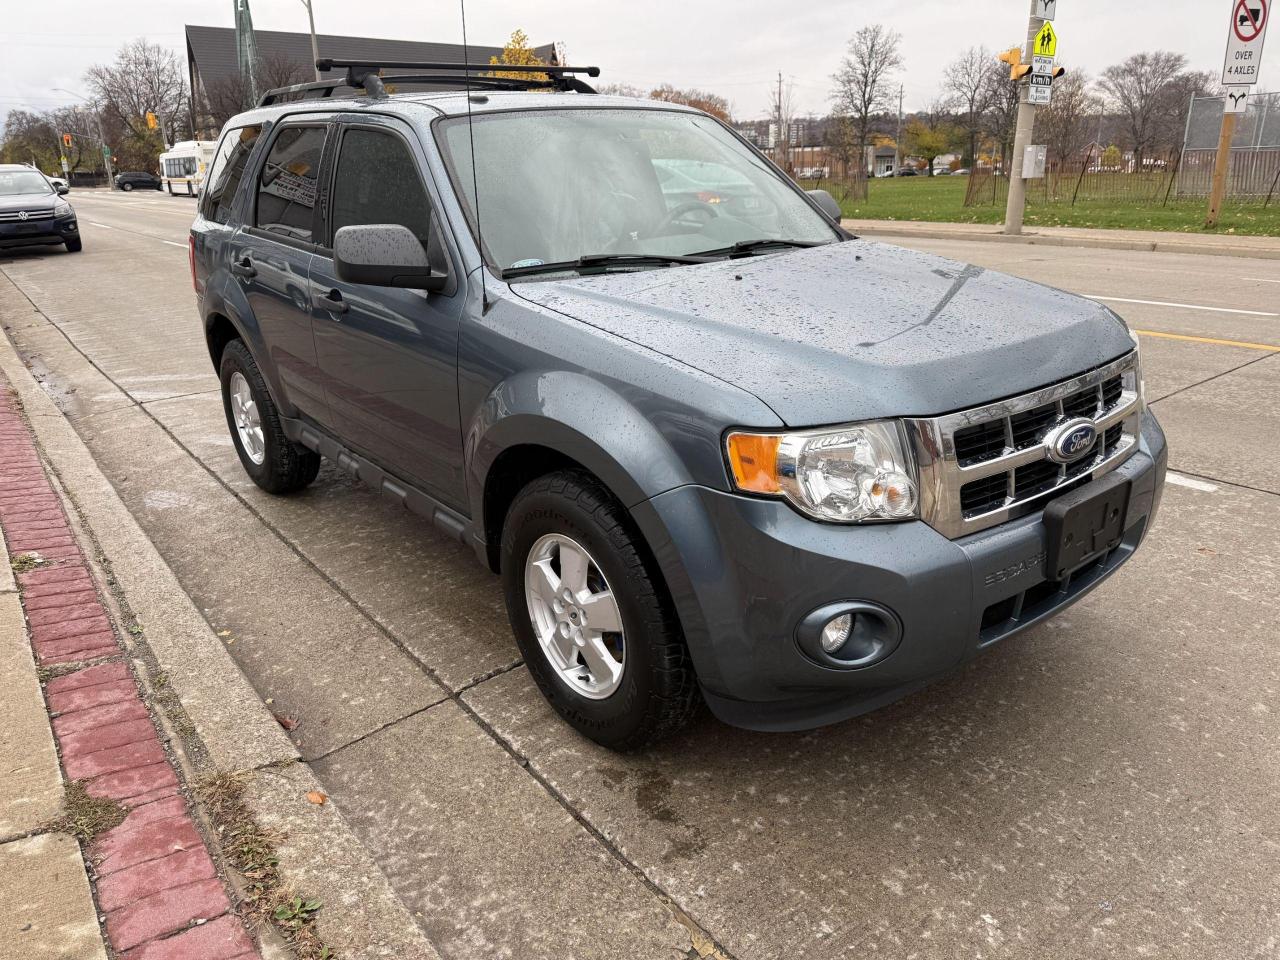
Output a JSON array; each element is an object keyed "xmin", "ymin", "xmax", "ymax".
[{"xmin": 258, "ymin": 60, "xmax": 602, "ymax": 107}]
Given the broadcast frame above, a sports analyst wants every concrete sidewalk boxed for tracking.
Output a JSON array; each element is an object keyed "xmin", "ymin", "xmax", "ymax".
[
  {"xmin": 841, "ymin": 218, "xmax": 1280, "ymax": 260},
  {"xmin": 0, "ymin": 366, "xmax": 443, "ymax": 960}
]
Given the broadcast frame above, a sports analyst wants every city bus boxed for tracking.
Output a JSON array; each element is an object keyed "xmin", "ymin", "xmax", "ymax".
[{"xmin": 159, "ymin": 140, "xmax": 217, "ymax": 196}]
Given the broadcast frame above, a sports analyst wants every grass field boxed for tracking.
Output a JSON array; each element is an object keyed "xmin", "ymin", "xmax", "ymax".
[{"xmin": 830, "ymin": 175, "xmax": 1280, "ymax": 236}]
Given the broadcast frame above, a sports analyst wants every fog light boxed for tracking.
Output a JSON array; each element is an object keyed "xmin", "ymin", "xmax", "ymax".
[{"xmin": 820, "ymin": 613, "xmax": 853, "ymax": 653}]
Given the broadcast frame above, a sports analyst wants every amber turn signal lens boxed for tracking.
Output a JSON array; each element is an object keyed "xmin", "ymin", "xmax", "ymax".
[{"xmin": 726, "ymin": 433, "xmax": 782, "ymax": 494}]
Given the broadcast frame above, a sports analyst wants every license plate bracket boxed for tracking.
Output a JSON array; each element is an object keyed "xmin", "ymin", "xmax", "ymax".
[{"xmin": 1043, "ymin": 471, "xmax": 1131, "ymax": 581}]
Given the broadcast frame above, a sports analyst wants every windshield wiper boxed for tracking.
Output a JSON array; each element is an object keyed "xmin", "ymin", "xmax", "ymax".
[
  {"xmin": 691, "ymin": 238, "xmax": 830, "ymax": 259},
  {"xmin": 501, "ymin": 252, "xmax": 712, "ymax": 280}
]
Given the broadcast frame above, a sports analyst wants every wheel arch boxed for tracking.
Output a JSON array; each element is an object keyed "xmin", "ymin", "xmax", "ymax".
[{"xmin": 467, "ymin": 371, "xmax": 695, "ymax": 573}]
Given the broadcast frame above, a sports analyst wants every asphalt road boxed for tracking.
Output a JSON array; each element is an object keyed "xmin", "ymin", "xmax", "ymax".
[{"xmin": 3, "ymin": 188, "xmax": 1278, "ymax": 960}]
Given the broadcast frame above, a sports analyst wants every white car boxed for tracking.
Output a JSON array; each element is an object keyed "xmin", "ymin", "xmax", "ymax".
[{"xmin": 46, "ymin": 174, "xmax": 69, "ymax": 191}]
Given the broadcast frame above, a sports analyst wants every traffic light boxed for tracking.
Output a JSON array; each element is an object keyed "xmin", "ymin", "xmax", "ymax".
[
  {"xmin": 62, "ymin": 133, "xmax": 72, "ymax": 147},
  {"xmin": 146, "ymin": 111, "xmax": 158, "ymax": 130},
  {"xmin": 997, "ymin": 48, "xmax": 1032, "ymax": 81}
]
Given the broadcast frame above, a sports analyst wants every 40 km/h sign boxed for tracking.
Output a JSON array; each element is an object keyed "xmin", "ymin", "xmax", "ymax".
[{"xmin": 1223, "ymin": 0, "xmax": 1269, "ymax": 85}]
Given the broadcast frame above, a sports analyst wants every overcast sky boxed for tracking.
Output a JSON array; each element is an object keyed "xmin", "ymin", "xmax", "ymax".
[{"xmin": 1, "ymin": 0, "xmax": 1251, "ymax": 123}]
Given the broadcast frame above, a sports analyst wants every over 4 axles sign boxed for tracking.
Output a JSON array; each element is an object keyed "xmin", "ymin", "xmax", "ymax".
[{"xmin": 1224, "ymin": 0, "xmax": 1269, "ymax": 85}]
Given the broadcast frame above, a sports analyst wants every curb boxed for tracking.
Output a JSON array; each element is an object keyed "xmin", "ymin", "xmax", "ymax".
[
  {"xmin": 0, "ymin": 301, "xmax": 443, "ymax": 959},
  {"xmin": 841, "ymin": 220, "xmax": 1280, "ymax": 260}
]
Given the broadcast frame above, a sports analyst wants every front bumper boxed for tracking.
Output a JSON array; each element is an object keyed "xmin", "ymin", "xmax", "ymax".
[
  {"xmin": 632, "ymin": 411, "xmax": 1167, "ymax": 731},
  {"xmin": 0, "ymin": 217, "xmax": 79, "ymax": 248}
]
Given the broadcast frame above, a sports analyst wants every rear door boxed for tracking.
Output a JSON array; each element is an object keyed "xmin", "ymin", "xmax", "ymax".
[
  {"xmin": 308, "ymin": 117, "xmax": 466, "ymax": 509},
  {"xmin": 226, "ymin": 121, "xmax": 331, "ymax": 418}
]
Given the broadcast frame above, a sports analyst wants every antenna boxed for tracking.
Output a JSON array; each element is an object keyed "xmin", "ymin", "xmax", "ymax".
[{"xmin": 459, "ymin": 0, "xmax": 488, "ymax": 312}]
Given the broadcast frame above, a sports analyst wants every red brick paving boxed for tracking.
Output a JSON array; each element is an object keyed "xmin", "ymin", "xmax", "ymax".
[{"xmin": 0, "ymin": 384, "xmax": 262, "ymax": 958}]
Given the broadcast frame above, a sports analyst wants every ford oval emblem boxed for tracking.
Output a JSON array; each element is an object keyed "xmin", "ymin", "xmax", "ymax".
[{"xmin": 1047, "ymin": 418, "xmax": 1098, "ymax": 463}]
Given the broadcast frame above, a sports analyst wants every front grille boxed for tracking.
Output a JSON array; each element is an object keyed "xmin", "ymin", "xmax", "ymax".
[
  {"xmin": 907, "ymin": 353, "xmax": 1142, "ymax": 539},
  {"xmin": 0, "ymin": 209, "xmax": 54, "ymax": 222}
]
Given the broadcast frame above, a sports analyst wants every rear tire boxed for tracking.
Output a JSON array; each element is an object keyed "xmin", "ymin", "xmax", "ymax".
[
  {"xmin": 501, "ymin": 471, "xmax": 699, "ymax": 750},
  {"xmin": 121, "ymin": 182, "xmax": 133, "ymax": 192},
  {"xmin": 64, "ymin": 238, "xmax": 82, "ymax": 253},
  {"xmin": 219, "ymin": 339, "xmax": 319, "ymax": 494}
]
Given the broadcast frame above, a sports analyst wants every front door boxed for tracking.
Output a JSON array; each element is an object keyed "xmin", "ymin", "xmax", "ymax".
[
  {"xmin": 308, "ymin": 119, "xmax": 466, "ymax": 509},
  {"xmin": 228, "ymin": 122, "xmax": 330, "ymax": 418}
]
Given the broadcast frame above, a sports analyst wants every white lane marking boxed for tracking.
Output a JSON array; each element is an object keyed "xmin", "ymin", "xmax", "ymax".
[
  {"xmin": 85, "ymin": 221, "xmax": 114, "ymax": 229},
  {"xmin": 161, "ymin": 240, "xmax": 186, "ymax": 248},
  {"xmin": 1166, "ymin": 472, "xmax": 1220, "ymax": 493},
  {"xmin": 1241, "ymin": 277, "xmax": 1280, "ymax": 283},
  {"xmin": 1082, "ymin": 294, "xmax": 1278, "ymax": 318}
]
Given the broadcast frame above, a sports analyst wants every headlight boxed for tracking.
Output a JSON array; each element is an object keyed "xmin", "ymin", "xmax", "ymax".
[
  {"xmin": 726, "ymin": 420, "xmax": 919, "ymax": 523},
  {"xmin": 54, "ymin": 200, "xmax": 72, "ymax": 218}
]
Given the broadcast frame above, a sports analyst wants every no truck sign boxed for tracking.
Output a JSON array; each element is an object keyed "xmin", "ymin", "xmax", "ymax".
[{"xmin": 1223, "ymin": 0, "xmax": 1269, "ymax": 85}]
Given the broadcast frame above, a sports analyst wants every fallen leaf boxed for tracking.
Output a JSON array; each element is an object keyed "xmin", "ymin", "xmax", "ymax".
[
  {"xmin": 306, "ymin": 790, "xmax": 328, "ymax": 806},
  {"xmin": 272, "ymin": 713, "xmax": 298, "ymax": 731},
  {"xmin": 217, "ymin": 630, "xmax": 231, "ymax": 637}
]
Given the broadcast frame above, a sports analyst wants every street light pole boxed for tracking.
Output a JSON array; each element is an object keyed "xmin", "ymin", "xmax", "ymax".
[{"xmin": 300, "ymin": 0, "xmax": 322, "ymax": 80}]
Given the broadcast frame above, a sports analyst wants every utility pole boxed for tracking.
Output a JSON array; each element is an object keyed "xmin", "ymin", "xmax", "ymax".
[
  {"xmin": 895, "ymin": 84, "xmax": 904, "ymax": 169},
  {"xmin": 775, "ymin": 71, "xmax": 785, "ymax": 169},
  {"xmin": 53, "ymin": 88, "xmax": 113, "ymax": 185},
  {"xmin": 1206, "ymin": 111, "xmax": 1238, "ymax": 226},
  {"xmin": 300, "ymin": 0, "xmax": 322, "ymax": 81},
  {"xmin": 1003, "ymin": 0, "xmax": 1045, "ymax": 235}
]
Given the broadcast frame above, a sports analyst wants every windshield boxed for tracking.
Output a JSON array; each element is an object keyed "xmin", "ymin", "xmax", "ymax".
[
  {"xmin": 437, "ymin": 108, "xmax": 837, "ymax": 274},
  {"xmin": 0, "ymin": 170, "xmax": 53, "ymax": 197}
]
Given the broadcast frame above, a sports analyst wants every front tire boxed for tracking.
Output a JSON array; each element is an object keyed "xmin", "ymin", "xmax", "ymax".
[
  {"xmin": 219, "ymin": 340, "xmax": 319, "ymax": 494},
  {"xmin": 501, "ymin": 471, "xmax": 698, "ymax": 749},
  {"xmin": 121, "ymin": 182, "xmax": 133, "ymax": 192},
  {"xmin": 64, "ymin": 238, "xmax": 82, "ymax": 253}
]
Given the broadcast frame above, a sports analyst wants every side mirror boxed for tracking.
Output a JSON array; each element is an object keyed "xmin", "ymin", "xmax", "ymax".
[
  {"xmin": 806, "ymin": 189, "xmax": 842, "ymax": 223},
  {"xmin": 56, "ymin": 184, "xmax": 70, "ymax": 196},
  {"xmin": 333, "ymin": 223, "xmax": 448, "ymax": 293}
]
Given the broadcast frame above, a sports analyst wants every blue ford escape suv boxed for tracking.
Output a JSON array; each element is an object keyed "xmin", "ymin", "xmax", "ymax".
[{"xmin": 189, "ymin": 61, "xmax": 1167, "ymax": 749}]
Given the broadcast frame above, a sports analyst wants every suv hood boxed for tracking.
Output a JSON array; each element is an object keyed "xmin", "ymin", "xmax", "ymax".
[
  {"xmin": 509, "ymin": 239, "xmax": 1136, "ymax": 426},
  {"xmin": 0, "ymin": 192, "xmax": 57, "ymax": 213}
]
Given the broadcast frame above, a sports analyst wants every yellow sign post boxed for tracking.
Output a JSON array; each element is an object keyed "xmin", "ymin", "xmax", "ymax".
[{"xmin": 1033, "ymin": 21, "xmax": 1058, "ymax": 58}]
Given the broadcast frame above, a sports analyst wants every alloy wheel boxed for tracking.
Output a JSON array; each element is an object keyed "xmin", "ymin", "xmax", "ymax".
[
  {"xmin": 229, "ymin": 371, "xmax": 265, "ymax": 465},
  {"xmin": 524, "ymin": 533, "xmax": 625, "ymax": 699}
]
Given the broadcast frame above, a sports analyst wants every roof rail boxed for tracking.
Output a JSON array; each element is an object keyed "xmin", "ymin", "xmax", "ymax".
[{"xmin": 257, "ymin": 59, "xmax": 601, "ymax": 107}]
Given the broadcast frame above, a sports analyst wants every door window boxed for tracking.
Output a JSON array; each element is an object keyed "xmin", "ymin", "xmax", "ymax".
[
  {"xmin": 201, "ymin": 124, "xmax": 262, "ymax": 224},
  {"xmin": 329, "ymin": 128, "xmax": 442, "ymax": 267},
  {"xmin": 255, "ymin": 125, "xmax": 326, "ymax": 242}
]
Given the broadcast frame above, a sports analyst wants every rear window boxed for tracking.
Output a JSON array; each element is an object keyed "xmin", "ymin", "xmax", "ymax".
[
  {"xmin": 201, "ymin": 125, "xmax": 262, "ymax": 224},
  {"xmin": 255, "ymin": 126, "xmax": 326, "ymax": 242}
]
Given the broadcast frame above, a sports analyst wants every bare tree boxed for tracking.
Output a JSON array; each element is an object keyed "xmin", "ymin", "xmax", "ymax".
[
  {"xmin": 769, "ymin": 77, "xmax": 797, "ymax": 169},
  {"xmin": 1097, "ymin": 51, "xmax": 1190, "ymax": 167},
  {"xmin": 832, "ymin": 25, "xmax": 902, "ymax": 176},
  {"xmin": 981, "ymin": 58, "xmax": 1020, "ymax": 170},
  {"xmin": 944, "ymin": 46, "xmax": 993, "ymax": 167},
  {"xmin": 651, "ymin": 84, "xmax": 733, "ymax": 123},
  {"xmin": 86, "ymin": 39, "xmax": 188, "ymax": 145},
  {"xmin": 1040, "ymin": 70, "xmax": 1100, "ymax": 160},
  {"xmin": 202, "ymin": 52, "xmax": 312, "ymax": 130}
]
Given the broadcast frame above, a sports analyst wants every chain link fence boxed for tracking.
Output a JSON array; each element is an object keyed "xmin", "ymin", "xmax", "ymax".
[
  {"xmin": 965, "ymin": 91, "xmax": 1280, "ymax": 208},
  {"xmin": 1176, "ymin": 91, "xmax": 1280, "ymax": 200}
]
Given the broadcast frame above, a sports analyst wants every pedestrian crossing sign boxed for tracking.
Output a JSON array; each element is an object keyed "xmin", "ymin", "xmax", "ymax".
[{"xmin": 1034, "ymin": 21, "xmax": 1058, "ymax": 58}]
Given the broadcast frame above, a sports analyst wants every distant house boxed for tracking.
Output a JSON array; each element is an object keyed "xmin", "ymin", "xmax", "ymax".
[
  {"xmin": 866, "ymin": 145, "xmax": 897, "ymax": 177},
  {"xmin": 184, "ymin": 24, "xmax": 559, "ymax": 135}
]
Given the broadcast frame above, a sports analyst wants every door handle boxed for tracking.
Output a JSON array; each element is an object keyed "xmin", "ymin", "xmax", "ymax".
[
  {"xmin": 314, "ymin": 288, "xmax": 349, "ymax": 315},
  {"xmin": 230, "ymin": 257, "xmax": 256, "ymax": 278}
]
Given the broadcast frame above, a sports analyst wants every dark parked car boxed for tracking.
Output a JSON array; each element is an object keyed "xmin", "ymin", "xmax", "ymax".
[
  {"xmin": 115, "ymin": 171, "xmax": 162, "ymax": 191},
  {"xmin": 894, "ymin": 166, "xmax": 919, "ymax": 177},
  {"xmin": 190, "ymin": 65, "xmax": 1166, "ymax": 749},
  {"xmin": 0, "ymin": 164, "xmax": 80, "ymax": 253}
]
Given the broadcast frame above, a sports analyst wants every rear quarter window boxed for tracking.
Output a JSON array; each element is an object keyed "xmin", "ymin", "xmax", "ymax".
[{"xmin": 201, "ymin": 125, "xmax": 263, "ymax": 224}]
